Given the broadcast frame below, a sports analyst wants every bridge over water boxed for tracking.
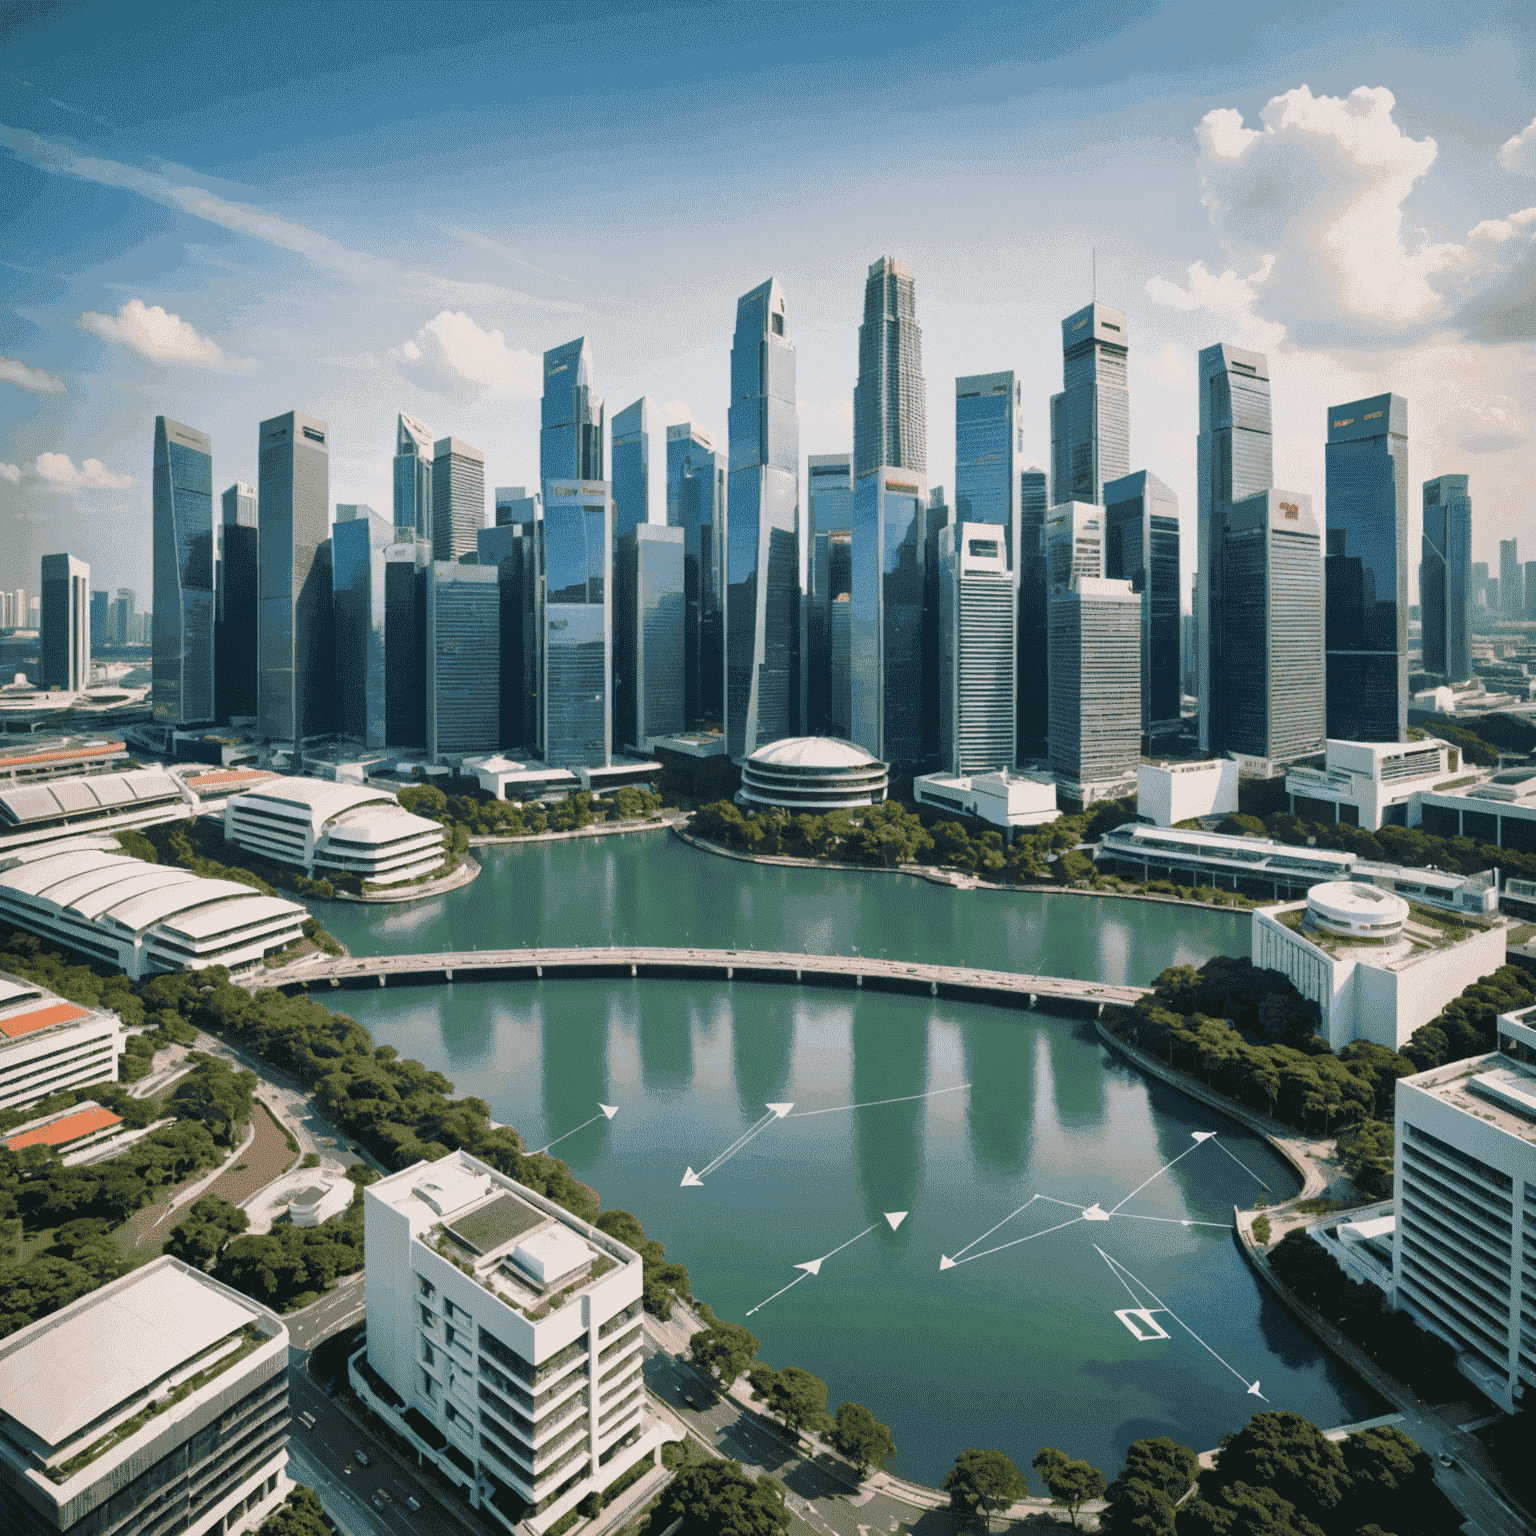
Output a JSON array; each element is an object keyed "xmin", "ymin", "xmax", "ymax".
[{"xmin": 276, "ymin": 946, "xmax": 1150, "ymax": 1014}]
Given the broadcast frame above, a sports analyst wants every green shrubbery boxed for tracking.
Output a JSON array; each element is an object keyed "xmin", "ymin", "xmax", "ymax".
[{"xmin": 398, "ymin": 782, "xmax": 663, "ymax": 841}]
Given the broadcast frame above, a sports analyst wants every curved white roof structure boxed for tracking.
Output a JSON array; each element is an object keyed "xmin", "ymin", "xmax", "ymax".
[
  {"xmin": 0, "ymin": 768, "xmax": 193, "ymax": 855},
  {"xmin": 746, "ymin": 735, "xmax": 881, "ymax": 771},
  {"xmin": 738, "ymin": 735, "xmax": 889, "ymax": 812},
  {"xmin": 1306, "ymin": 879, "xmax": 1410, "ymax": 938}
]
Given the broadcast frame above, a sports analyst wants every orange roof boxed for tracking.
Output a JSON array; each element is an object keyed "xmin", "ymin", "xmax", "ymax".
[
  {"xmin": 5, "ymin": 1104, "xmax": 121, "ymax": 1151},
  {"xmin": 0, "ymin": 1001, "xmax": 91, "ymax": 1039},
  {"xmin": 184, "ymin": 769, "xmax": 276, "ymax": 789},
  {"xmin": 0, "ymin": 742, "xmax": 125, "ymax": 770}
]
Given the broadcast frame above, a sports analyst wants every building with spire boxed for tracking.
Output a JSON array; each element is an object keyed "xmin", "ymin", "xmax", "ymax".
[
  {"xmin": 854, "ymin": 257, "xmax": 926, "ymax": 481},
  {"xmin": 1049, "ymin": 303, "xmax": 1128, "ymax": 507}
]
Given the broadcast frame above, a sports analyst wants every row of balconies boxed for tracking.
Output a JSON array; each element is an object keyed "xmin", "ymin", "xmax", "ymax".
[
  {"xmin": 1402, "ymin": 1154, "xmax": 1514, "ymax": 1243},
  {"xmin": 1401, "ymin": 1194, "xmax": 1514, "ymax": 1295},
  {"xmin": 1399, "ymin": 1253, "xmax": 1510, "ymax": 1362}
]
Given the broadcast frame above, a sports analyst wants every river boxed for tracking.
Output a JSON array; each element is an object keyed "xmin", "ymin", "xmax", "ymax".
[{"xmin": 310, "ymin": 832, "xmax": 1376, "ymax": 1483}]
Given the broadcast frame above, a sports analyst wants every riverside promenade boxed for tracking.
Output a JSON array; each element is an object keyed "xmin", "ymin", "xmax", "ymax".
[{"xmin": 276, "ymin": 944, "xmax": 1149, "ymax": 1013}]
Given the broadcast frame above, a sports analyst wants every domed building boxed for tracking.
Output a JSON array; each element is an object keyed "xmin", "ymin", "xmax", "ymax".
[{"xmin": 737, "ymin": 736, "xmax": 888, "ymax": 812}]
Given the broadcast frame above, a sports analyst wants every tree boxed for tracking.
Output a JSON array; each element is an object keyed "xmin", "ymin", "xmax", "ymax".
[
  {"xmin": 1211, "ymin": 1411, "xmax": 1350, "ymax": 1529},
  {"xmin": 1177, "ymin": 1480, "xmax": 1326, "ymax": 1536},
  {"xmin": 764, "ymin": 1366, "xmax": 830, "ymax": 1439},
  {"xmin": 649, "ymin": 1459, "xmax": 791, "ymax": 1536},
  {"xmin": 167, "ymin": 1194, "xmax": 250, "ymax": 1271},
  {"xmin": 688, "ymin": 1319, "xmax": 759, "ymax": 1388},
  {"xmin": 1117, "ymin": 1437, "xmax": 1197, "ymax": 1503},
  {"xmin": 1033, "ymin": 1450, "xmax": 1106, "ymax": 1529},
  {"xmin": 829, "ymin": 1401, "xmax": 896, "ymax": 1477},
  {"xmin": 256, "ymin": 1484, "xmax": 332, "ymax": 1536},
  {"xmin": 1099, "ymin": 1476, "xmax": 1176, "ymax": 1536},
  {"xmin": 943, "ymin": 1448, "xmax": 1028, "ymax": 1525}
]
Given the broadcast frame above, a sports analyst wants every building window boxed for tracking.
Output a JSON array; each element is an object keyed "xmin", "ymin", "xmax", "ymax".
[{"xmin": 418, "ymin": 1276, "xmax": 436, "ymax": 1300}]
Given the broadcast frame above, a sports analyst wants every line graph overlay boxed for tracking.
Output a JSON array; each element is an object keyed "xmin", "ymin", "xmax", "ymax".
[{"xmin": 785, "ymin": 1083, "xmax": 970, "ymax": 1119}]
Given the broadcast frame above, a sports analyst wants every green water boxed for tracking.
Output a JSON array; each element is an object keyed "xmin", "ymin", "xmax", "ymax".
[{"xmin": 311, "ymin": 834, "xmax": 1376, "ymax": 1483}]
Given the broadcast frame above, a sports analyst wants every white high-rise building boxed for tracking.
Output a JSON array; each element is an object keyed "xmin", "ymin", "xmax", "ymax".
[{"xmin": 938, "ymin": 523, "xmax": 1015, "ymax": 775}]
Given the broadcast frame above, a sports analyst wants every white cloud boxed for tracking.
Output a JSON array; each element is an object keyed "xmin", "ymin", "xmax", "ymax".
[
  {"xmin": 0, "ymin": 463, "xmax": 20, "ymax": 483},
  {"xmin": 32, "ymin": 452, "xmax": 133, "ymax": 489},
  {"xmin": 1500, "ymin": 116, "xmax": 1536, "ymax": 175},
  {"xmin": 0, "ymin": 355, "xmax": 66, "ymax": 393},
  {"xmin": 79, "ymin": 299, "xmax": 257, "ymax": 372},
  {"xmin": 1144, "ymin": 256, "xmax": 1286, "ymax": 349},
  {"xmin": 660, "ymin": 399, "xmax": 699, "ymax": 426},
  {"xmin": 390, "ymin": 311, "xmax": 539, "ymax": 403}
]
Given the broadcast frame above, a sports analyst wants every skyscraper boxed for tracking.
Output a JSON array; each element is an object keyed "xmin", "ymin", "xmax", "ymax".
[
  {"xmin": 1048, "ymin": 577, "xmax": 1141, "ymax": 807},
  {"xmin": 541, "ymin": 338, "xmax": 603, "ymax": 485},
  {"xmin": 1421, "ymin": 475, "xmax": 1472, "ymax": 683},
  {"xmin": 257, "ymin": 409, "xmax": 331, "ymax": 743},
  {"xmin": 1502, "ymin": 537, "xmax": 1523, "ymax": 619},
  {"xmin": 431, "ymin": 437, "xmax": 486, "ymax": 561},
  {"xmin": 938, "ymin": 523, "xmax": 1015, "ymax": 775},
  {"xmin": 1525, "ymin": 561, "xmax": 1536, "ymax": 621},
  {"xmin": 808, "ymin": 454, "xmax": 854, "ymax": 547},
  {"xmin": 427, "ymin": 560, "xmax": 500, "ymax": 760},
  {"xmin": 152, "ymin": 416, "xmax": 215, "ymax": 724},
  {"xmin": 922, "ymin": 485, "xmax": 950, "ymax": 761},
  {"xmin": 1017, "ymin": 467, "xmax": 1050, "ymax": 757},
  {"xmin": 825, "ymin": 534, "xmax": 853, "ymax": 740},
  {"xmin": 384, "ymin": 533, "xmax": 426, "ymax": 748},
  {"xmin": 1221, "ymin": 490, "xmax": 1324, "ymax": 762},
  {"xmin": 807, "ymin": 454, "xmax": 853, "ymax": 736},
  {"xmin": 1104, "ymin": 470, "xmax": 1181, "ymax": 750},
  {"xmin": 617, "ymin": 523, "xmax": 684, "ymax": 749},
  {"xmin": 541, "ymin": 480, "xmax": 612, "ymax": 767},
  {"xmin": 495, "ymin": 485, "xmax": 540, "ymax": 526},
  {"xmin": 108, "ymin": 588, "xmax": 133, "ymax": 646},
  {"xmin": 851, "ymin": 468, "xmax": 927, "ymax": 763},
  {"xmin": 216, "ymin": 483, "xmax": 259, "ymax": 722},
  {"xmin": 332, "ymin": 506, "xmax": 393, "ymax": 747},
  {"xmin": 612, "ymin": 397, "xmax": 663, "ymax": 541},
  {"xmin": 40, "ymin": 553, "xmax": 89, "ymax": 692},
  {"xmin": 854, "ymin": 257, "xmax": 926, "ymax": 480},
  {"xmin": 1050, "ymin": 304, "xmax": 1129, "ymax": 507},
  {"xmin": 954, "ymin": 373, "xmax": 1020, "ymax": 566},
  {"xmin": 393, "ymin": 413, "xmax": 433, "ymax": 538},
  {"xmin": 1197, "ymin": 344, "xmax": 1272, "ymax": 754},
  {"xmin": 1325, "ymin": 393, "xmax": 1408, "ymax": 743},
  {"xmin": 1044, "ymin": 502, "xmax": 1105, "ymax": 588},
  {"xmin": 479, "ymin": 518, "xmax": 538, "ymax": 751},
  {"xmin": 667, "ymin": 424, "xmax": 725, "ymax": 726},
  {"xmin": 725, "ymin": 279, "xmax": 799, "ymax": 760},
  {"xmin": 89, "ymin": 589, "xmax": 107, "ymax": 650}
]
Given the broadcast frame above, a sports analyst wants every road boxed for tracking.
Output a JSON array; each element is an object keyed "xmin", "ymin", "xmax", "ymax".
[{"xmin": 288, "ymin": 1273, "xmax": 367, "ymax": 1352}]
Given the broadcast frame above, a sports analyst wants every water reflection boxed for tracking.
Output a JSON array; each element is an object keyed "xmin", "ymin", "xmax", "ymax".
[
  {"xmin": 437, "ymin": 985, "xmax": 497, "ymax": 1069},
  {"xmin": 540, "ymin": 989, "xmax": 613, "ymax": 1144},
  {"xmin": 731, "ymin": 990, "xmax": 795, "ymax": 1118},
  {"xmin": 960, "ymin": 1015, "xmax": 1034, "ymax": 1174},
  {"xmin": 638, "ymin": 986, "xmax": 694, "ymax": 1096},
  {"xmin": 851, "ymin": 1002, "xmax": 926, "ymax": 1223},
  {"xmin": 1051, "ymin": 1022, "xmax": 1109, "ymax": 1126}
]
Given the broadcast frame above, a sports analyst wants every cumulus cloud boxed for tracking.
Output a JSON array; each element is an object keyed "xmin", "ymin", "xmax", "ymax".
[
  {"xmin": 1501, "ymin": 116, "xmax": 1536, "ymax": 175},
  {"xmin": 79, "ymin": 299, "xmax": 257, "ymax": 372},
  {"xmin": 390, "ymin": 311, "xmax": 539, "ymax": 403},
  {"xmin": 32, "ymin": 452, "xmax": 133, "ymax": 489},
  {"xmin": 0, "ymin": 463, "xmax": 20, "ymax": 483},
  {"xmin": 0, "ymin": 356, "xmax": 66, "ymax": 393}
]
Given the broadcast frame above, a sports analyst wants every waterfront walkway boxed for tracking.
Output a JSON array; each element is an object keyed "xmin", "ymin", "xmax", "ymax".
[{"xmin": 278, "ymin": 944, "xmax": 1149, "ymax": 1011}]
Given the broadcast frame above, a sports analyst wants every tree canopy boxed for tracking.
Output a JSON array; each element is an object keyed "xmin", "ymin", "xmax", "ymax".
[
  {"xmin": 943, "ymin": 1448, "xmax": 1028, "ymax": 1521},
  {"xmin": 256, "ymin": 1484, "xmax": 331, "ymax": 1536},
  {"xmin": 1033, "ymin": 1449, "xmax": 1106, "ymax": 1529},
  {"xmin": 688, "ymin": 1318, "xmax": 759, "ymax": 1388},
  {"xmin": 829, "ymin": 1400, "xmax": 896, "ymax": 1476},
  {"xmin": 764, "ymin": 1365, "xmax": 831, "ymax": 1438},
  {"xmin": 649, "ymin": 1459, "xmax": 791, "ymax": 1536}
]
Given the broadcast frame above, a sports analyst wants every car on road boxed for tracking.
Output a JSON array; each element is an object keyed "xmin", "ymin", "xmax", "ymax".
[
  {"xmin": 1437, "ymin": 1453, "xmax": 1458, "ymax": 1469},
  {"xmin": 355, "ymin": 1451, "xmax": 369, "ymax": 1466},
  {"xmin": 685, "ymin": 1395, "xmax": 697, "ymax": 1407},
  {"xmin": 406, "ymin": 1496, "xmax": 421, "ymax": 1512},
  {"xmin": 299, "ymin": 1411, "xmax": 316, "ymax": 1428},
  {"xmin": 372, "ymin": 1491, "xmax": 390, "ymax": 1510}
]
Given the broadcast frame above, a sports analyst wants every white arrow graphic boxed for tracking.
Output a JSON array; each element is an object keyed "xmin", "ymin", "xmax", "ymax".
[
  {"xmin": 746, "ymin": 1213, "xmax": 907, "ymax": 1315},
  {"xmin": 681, "ymin": 1102, "xmax": 794, "ymax": 1187},
  {"xmin": 783, "ymin": 1083, "xmax": 970, "ymax": 1118},
  {"xmin": 1106, "ymin": 1131, "xmax": 1220, "ymax": 1215},
  {"xmin": 531, "ymin": 1103, "xmax": 620, "ymax": 1156}
]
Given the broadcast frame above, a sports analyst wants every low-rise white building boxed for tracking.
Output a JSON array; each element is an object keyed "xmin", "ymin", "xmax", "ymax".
[
  {"xmin": 224, "ymin": 779, "xmax": 444, "ymax": 888},
  {"xmin": 1135, "ymin": 759, "xmax": 1239, "ymax": 827},
  {"xmin": 353, "ymin": 1151, "xmax": 669, "ymax": 1534},
  {"xmin": 285, "ymin": 1179, "xmax": 353, "ymax": 1227},
  {"xmin": 0, "ymin": 1256, "xmax": 290, "ymax": 1536},
  {"xmin": 913, "ymin": 770, "xmax": 1058, "ymax": 833},
  {"xmin": 462, "ymin": 757, "xmax": 580, "ymax": 802},
  {"xmin": 1285, "ymin": 738, "xmax": 1460, "ymax": 831},
  {"xmin": 1420, "ymin": 768, "xmax": 1536, "ymax": 855},
  {"xmin": 0, "ymin": 970, "xmax": 123, "ymax": 1113},
  {"xmin": 1251, "ymin": 882, "xmax": 1505, "ymax": 1050},
  {"xmin": 0, "ymin": 768, "xmax": 194, "ymax": 857}
]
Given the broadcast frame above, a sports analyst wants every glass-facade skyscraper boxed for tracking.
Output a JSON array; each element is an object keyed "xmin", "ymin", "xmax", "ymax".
[
  {"xmin": 431, "ymin": 437, "xmax": 485, "ymax": 561},
  {"xmin": 541, "ymin": 338, "xmax": 604, "ymax": 485},
  {"xmin": 332, "ymin": 505, "xmax": 393, "ymax": 748},
  {"xmin": 541, "ymin": 480, "xmax": 612, "ymax": 767},
  {"xmin": 152, "ymin": 415, "xmax": 215, "ymax": 725},
  {"xmin": 222, "ymin": 482, "xmax": 257, "ymax": 529},
  {"xmin": 1049, "ymin": 304, "xmax": 1128, "ymax": 507},
  {"xmin": 384, "ymin": 534, "xmax": 426, "ymax": 748},
  {"xmin": 612, "ymin": 397, "xmax": 663, "ymax": 541},
  {"xmin": 854, "ymin": 257, "xmax": 926, "ymax": 480},
  {"xmin": 393, "ymin": 413, "xmax": 433, "ymax": 538},
  {"xmin": 217, "ymin": 482, "xmax": 259, "ymax": 720},
  {"xmin": 667, "ymin": 423, "xmax": 725, "ymax": 727},
  {"xmin": 426, "ymin": 559, "xmax": 500, "ymax": 760},
  {"xmin": 616, "ymin": 523, "xmax": 684, "ymax": 749},
  {"xmin": 1017, "ymin": 467, "xmax": 1049, "ymax": 758},
  {"xmin": 257, "ymin": 410, "xmax": 331, "ymax": 743},
  {"xmin": 1325, "ymin": 393, "xmax": 1408, "ymax": 743},
  {"xmin": 1501, "ymin": 537, "xmax": 1523, "ymax": 619},
  {"xmin": 938, "ymin": 523, "xmax": 1015, "ymax": 775},
  {"xmin": 1422, "ymin": 474, "xmax": 1472, "ymax": 683},
  {"xmin": 954, "ymin": 373, "xmax": 1020, "ymax": 568},
  {"xmin": 1048, "ymin": 576, "xmax": 1141, "ymax": 806},
  {"xmin": 479, "ymin": 519, "xmax": 539, "ymax": 751},
  {"xmin": 1197, "ymin": 344, "xmax": 1272, "ymax": 754},
  {"xmin": 1104, "ymin": 470, "xmax": 1181, "ymax": 751},
  {"xmin": 807, "ymin": 454, "xmax": 852, "ymax": 735},
  {"xmin": 40, "ymin": 553, "xmax": 89, "ymax": 693},
  {"xmin": 726, "ymin": 278, "xmax": 799, "ymax": 760}
]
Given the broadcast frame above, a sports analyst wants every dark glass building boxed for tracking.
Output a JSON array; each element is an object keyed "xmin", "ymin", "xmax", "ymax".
[
  {"xmin": 332, "ymin": 505, "xmax": 393, "ymax": 747},
  {"xmin": 540, "ymin": 337, "xmax": 603, "ymax": 485},
  {"xmin": 1421, "ymin": 474, "xmax": 1472, "ymax": 683},
  {"xmin": 1050, "ymin": 304, "xmax": 1128, "ymax": 506},
  {"xmin": 1104, "ymin": 470, "xmax": 1181, "ymax": 751},
  {"xmin": 612, "ymin": 397, "xmax": 660, "ymax": 541},
  {"xmin": 40, "ymin": 553, "xmax": 89, "ymax": 692},
  {"xmin": 854, "ymin": 257, "xmax": 926, "ymax": 480},
  {"xmin": 384, "ymin": 534, "xmax": 426, "ymax": 748},
  {"xmin": 427, "ymin": 559, "xmax": 500, "ymax": 760},
  {"xmin": 152, "ymin": 415, "xmax": 215, "ymax": 724},
  {"xmin": 954, "ymin": 373, "xmax": 1019, "ymax": 563},
  {"xmin": 393, "ymin": 413, "xmax": 433, "ymax": 538},
  {"xmin": 89, "ymin": 589, "xmax": 107, "ymax": 651},
  {"xmin": 541, "ymin": 480, "xmax": 612, "ymax": 767},
  {"xmin": 807, "ymin": 454, "xmax": 852, "ymax": 736},
  {"xmin": 1017, "ymin": 467, "xmax": 1049, "ymax": 758},
  {"xmin": 667, "ymin": 423, "xmax": 725, "ymax": 727},
  {"xmin": 216, "ymin": 485, "xmax": 258, "ymax": 722},
  {"xmin": 1325, "ymin": 393, "xmax": 1408, "ymax": 743},
  {"xmin": 479, "ymin": 519, "xmax": 538, "ymax": 751},
  {"xmin": 616, "ymin": 523, "xmax": 684, "ymax": 749},
  {"xmin": 726, "ymin": 279, "xmax": 799, "ymax": 760},
  {"xmin": 1502, "ymin": 537, "xmax": 1523, "ymax": 619}
]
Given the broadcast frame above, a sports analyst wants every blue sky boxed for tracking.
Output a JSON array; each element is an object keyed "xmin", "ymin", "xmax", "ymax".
[{"xmin": 3, "ymin": 0, "xmax": 1534, "ymax": 605}]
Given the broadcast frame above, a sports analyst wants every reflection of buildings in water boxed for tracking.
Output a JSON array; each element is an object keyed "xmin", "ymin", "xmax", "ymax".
[
  {"xmin": 730, "ymin": 996, "xmax": 795, "ymax": 1121},
  {"xmin": 959, "ymin": 1020, "xmax": 1033, "ymax": 1175},
  {"xmin": 1094, "ymin": 914, "xmax": 1132, "ymax": 989},
  {"xmin": 638, "ymin": 986, "xmax": 695, "ymax": 1094},
  {"xmin": 851, "ymin": 1002, "xmax": 926, "ymax": 1223},
  {"xmin": 373, "ymin": 899, "xmax": 446, "ymax": 938},
  {"xmin": 1049, "ymin": 1019, "xmax": 1108, "ymax": 1126},
  {"xmin": 540, "ymin": 990, "xmax": 614, "ymax": 1148},
  {"xmin": 435, "ymin": 991, "xmax": 499, "ymax": 1071}
]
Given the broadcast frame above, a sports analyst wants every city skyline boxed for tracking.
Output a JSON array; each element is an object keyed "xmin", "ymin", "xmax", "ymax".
[{"xmin": 3, "ymin": 4, "xmax": 1533, "ymax": 608}]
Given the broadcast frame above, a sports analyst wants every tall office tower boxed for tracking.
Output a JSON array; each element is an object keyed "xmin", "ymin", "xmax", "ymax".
[
  {"xmin": 955, "ymin": 373, "xmax": 1021, "ymax": 565},
  {"xmin": 923, "ymin": 485, "xmax": 951, "ymax": 761},
  {"xmin": 479, "ymin": 520, "xmax": 538, "ymax": 751},
  {"xmin": 808, "ymin": 453, "xmax": 854, "ymax": 547},
  {"xmin": 1486, "ymin": 578, "xmax": 1499, "ymax": 610},
  {"xmin": 1526, "ymin": 561, "xmax": 1536, "ymax": 621},
  {"xmin": 216, "ymin": 486, "xmax": 259, "ymax": 722},
  {"xmin": 668, "ymin": 424, "xmax": 725, "ymax": 726},
  {"xmin": 1044, "ymin": 501, "xmax": 1105, "ymax": 587},
  {"xmin": 1502, "ymin": 537, "xmax": 1523, "ymax": 619},
  {"xmin": 89, "ymin": 589, "xmax": 107, "ymax": 649},
  {"xmin": 1221, "ymin": 490, "xmax": 1325, "ymax": 762},
  {"xmin": 1104, "ymin": 471, "xmax": 1181, "ymax": 750},
  {"xmin": 541, "ymin": 337, "xmax": 603, "ymax": 484},
  {"xmin": 1325, "ymin": 393, "xmax": 1408, "ymax": 743},
  {"xmin": 1048, "ymin": 576, "xmax": 1141, "ymax": 804},
  {"xmin": 805, "ymin": 454, "xmax": 852, "ymax": 734},
  {"xmin": 257, "ymin": 410, "xmax": 331, "ymax": 743},
  {"xmin": 384, "ymin": 534, "xmax": 427, "ymax": 748},
  {"xmin": 826, "ymin": 534, "xmax": 853, "ymax": 738},
  {"xmin": 851, "ymin": 467, "xmax": 928, "ymax": 762},
  {"xmin": 332, "ymin": 506, "xmax": 394, "ymax": 747},
  {"xmin": 612, "ymin": 396, "xmax": 666, "ymax": 540},
  {"xmin": 426, "ymin": 559, "xmax": 500, "ymax": 760},
  {"xmin": 726, "ymin": 278, "xmax": 800, "ymax": 760},
  {"xmin": 29, "ymin": 596, "xmax": 40, "ymax": 627},
  {"xmin": 1473, "ymin": 560, "xmax": 1489, "ymax": 596},
  {"xmin": 1196, "ymin": 344, "xmax": 1272, "ymax": 753},
  {"xmin": 430, "ymin": 437, "xmax": 486, "ymax": 561},
  {"xmin": 109, "ymin": 587, "xmax": 133, "ymax": 645},
  {"xmin": 1017, "ymin": 467, "xmax": 1050, "ymax": 757},
  {"xmin": 40, "ymin": 553, "xmax": 89, "ymax": 691},
  {"xmin": 938, "ymin": 523, "xmax": 1016, "ymax": 774},
  {"xmin": 393, "ymin": 413, "xmax": 433, "ymax": 539},
  {"xmin": 616, "ymin": 524, "xmax": 684, "ymax": 748},
  {"xmin": 0, "ymin": 592, "xmax": 11, "ymax": 629},
  {"xmin": 854, "ymin": 256, "xmax": 926, "ymax": 480},
  {"xmin": 1421, "ymin": 475, "xmax": 1472, "ymax": 682},
  {"xmin": 541, "ymin": 480, "xmax": 612, "ymax": 767},
  {"xmin": 495, "ymin": 485, "xmax": 532, "ymax": 525},
  {"xmin": 151, "ymin": 416, "xmax": 215, "ymax": 725},
  {"xmin": 1049, "ymin": 303, "xmax": 1129, "ymax": 508}
]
